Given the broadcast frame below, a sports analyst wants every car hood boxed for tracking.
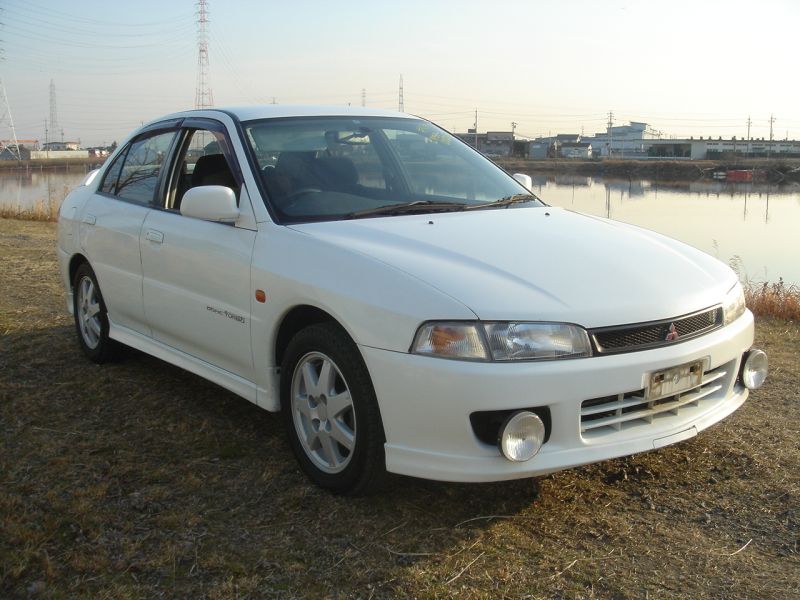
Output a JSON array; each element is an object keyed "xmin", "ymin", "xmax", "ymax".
[{"xmin": 288, "ymin": 207, "xmax": 736, "ymax": 328}]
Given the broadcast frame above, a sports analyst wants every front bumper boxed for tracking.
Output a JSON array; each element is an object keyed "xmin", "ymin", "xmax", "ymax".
[{"xmin": 361, "ymin": 311, "xmax": 754, "ymax": 482}]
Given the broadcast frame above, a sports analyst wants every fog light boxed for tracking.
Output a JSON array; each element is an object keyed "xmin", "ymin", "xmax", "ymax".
[
  {"xmin": 499, "ymin": 411, "xmax": 545, "ymax": 462},
  {"xmin": 741, "ymin": 349, "xmax": 768, "ymax": 390}
]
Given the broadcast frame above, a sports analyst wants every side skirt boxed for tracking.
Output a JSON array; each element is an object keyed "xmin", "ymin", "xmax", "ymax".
[{"xmin": 109, "ymin": 321, "xmax": 273, "ymax": 409}]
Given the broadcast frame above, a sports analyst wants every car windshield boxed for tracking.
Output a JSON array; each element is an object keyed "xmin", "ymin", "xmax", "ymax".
[{"xmin": 242, "ymin": 116, "xmax": 543, "ymax": 223}]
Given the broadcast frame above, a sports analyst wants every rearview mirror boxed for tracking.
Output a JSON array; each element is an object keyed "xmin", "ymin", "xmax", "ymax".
[
  {"xmin": 513, "ymin": 173, "xmax": 533, "ymax": 192},
  {"xmin": 180, "ymin": 186, "xmax": 240, "ymax": 223}
]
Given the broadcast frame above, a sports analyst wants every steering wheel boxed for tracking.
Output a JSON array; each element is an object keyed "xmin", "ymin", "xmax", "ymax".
[
  {"xmin": 285, "ymin": 187, "xmax": 322, "ymax": 201},
  {"xmin": 281, "ymin": 187, "xmax": 323, "ymax": 212}
]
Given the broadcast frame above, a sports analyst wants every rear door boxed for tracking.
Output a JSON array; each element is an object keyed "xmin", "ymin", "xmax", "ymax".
[
  {"xmin": 78, "ymin": 127, "xmax": 179, "ymax": 335},
  {"xmin": 140, "ymin": 120, "xmax": 257, "ymax": 379}
]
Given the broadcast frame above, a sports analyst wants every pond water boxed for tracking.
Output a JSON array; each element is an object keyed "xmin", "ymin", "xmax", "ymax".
[
  {"xmin": 2, "ymin": 166, "xmax": 798, "ymax": 286},
  {"xmin": 529, "ymin": 174, "xmax": 800, "ymax": 286},
  {"xmin": 0, "ymin": 165, "xmax": 93, "ymax": 210}
]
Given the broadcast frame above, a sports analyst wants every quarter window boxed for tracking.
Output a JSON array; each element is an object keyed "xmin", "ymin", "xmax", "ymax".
[
  {"xmin": 99, "ymin": 149, "xmax": 126, "ymax": 195},
  {"xmin": 114, "ymin": 131, "xmax": 177, "ymax": 205}
]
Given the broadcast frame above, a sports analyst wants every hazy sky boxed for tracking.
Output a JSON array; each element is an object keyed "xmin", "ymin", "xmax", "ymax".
[{"xmin": 2, "ymin": 0, "xmax": 798, "ymax": 146}]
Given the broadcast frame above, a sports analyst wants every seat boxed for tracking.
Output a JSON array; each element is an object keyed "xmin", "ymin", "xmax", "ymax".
[
  {"xmin": 191, "ymin": 154, "xmax": 237, "ymax": 189},
  {"xmin": 315, "ymin": 156, "xmax": 359, "ymax": 191},
  {"xmin": 272, "ymin": 152, "xmax": 321, "ymax": 194}
]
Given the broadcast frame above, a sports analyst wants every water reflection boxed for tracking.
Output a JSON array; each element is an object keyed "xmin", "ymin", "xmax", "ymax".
[{"xmin": 0, "ymin": 165, "xmax": 94, "ymax": 209}]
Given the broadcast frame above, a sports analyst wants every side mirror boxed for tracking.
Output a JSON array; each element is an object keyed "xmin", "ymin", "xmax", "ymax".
[
  {"xmin": 180, "ymin": 186, "xmax": 240, "ymax": 223},
  {"xmin": 513, "ymin": 173, "xmax": 533, "ymax": 192}
]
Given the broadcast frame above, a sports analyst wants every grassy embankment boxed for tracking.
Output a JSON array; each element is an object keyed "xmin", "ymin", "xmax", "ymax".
[{"xmin": 0, "ymin": 219, "xmax": 798, "ymax": 599}]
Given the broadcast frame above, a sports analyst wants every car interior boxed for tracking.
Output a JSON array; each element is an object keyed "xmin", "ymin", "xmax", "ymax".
[{"xmin": 171, "ymin": 132, "xmax": 239, "ymax": 211}]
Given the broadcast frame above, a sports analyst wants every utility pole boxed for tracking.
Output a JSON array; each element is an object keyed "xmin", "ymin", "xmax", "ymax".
[
  {"xmin": 607, "ymin": 111, "xmax": 614, "ymax": 158},
  {"xmin": 398, "ymin": 74, "xmax": 404, "ymax": 112},
  {"xmin": 746, "ymin": 116, "xmax": 751, "ymax": 157},
  {"xmin": 44, "ymin": 119, "xmax": 49, "ymax": 158},
  {"xmin": 768, "ymin": 114, "xmax": 775, "ymax": 160},
  {"xmin": 361, "ymin": 88, "xmax": 366, "ymax": 107},
  {"xmin": 510, "ymin": 122, "xmax": 517, "ymax": 157},
  {"xmin": 473, "ymin": 109, "xmax": 478, "ymax": 150}
]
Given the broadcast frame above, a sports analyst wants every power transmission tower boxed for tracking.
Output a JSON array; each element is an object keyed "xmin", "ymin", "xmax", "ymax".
[
  {"xmin": 398, "ymin": 74, "xmax": 404, "ymax": 112},
  {"xmin": 0, "ymin": 79, "xmax": 21, "ymax": 160},
  {"xmin": 194, "ymin": 0, "xmax": 214, "ymax": 109},
  {"xmin": 49, "ymin": 79, "xmax": 59, "ymax": 140}
]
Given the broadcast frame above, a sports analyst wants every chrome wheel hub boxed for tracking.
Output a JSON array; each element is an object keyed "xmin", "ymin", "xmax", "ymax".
[
  {"xmin": 77, "ymin": 276, "xmax": 102, "ymax": 349},
  {"xmin": 291, "ymin": 352, "xmax": 356, "ymax": 474}
]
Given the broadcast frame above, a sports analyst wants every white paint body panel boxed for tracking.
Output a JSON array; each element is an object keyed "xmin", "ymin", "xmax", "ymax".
[
  {"xmin": 55, "ymin": 105, "xmax": 758, "ymax": 484},
  {"xmin": 77, "ymin": 194, "xmax": 151, "ymax": 335},
  {"xmin": 140, "ymin": 209, "xmax": 257, "ymax": 379}
]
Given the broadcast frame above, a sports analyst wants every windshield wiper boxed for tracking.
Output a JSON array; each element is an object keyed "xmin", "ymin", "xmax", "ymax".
[
  {"xmin": 345, "ymin": 200, "xmax": 469, "ymax": 219},
  {"xmin": 465, "ymin": 193, "xmax": 541, "ymax": 210}
]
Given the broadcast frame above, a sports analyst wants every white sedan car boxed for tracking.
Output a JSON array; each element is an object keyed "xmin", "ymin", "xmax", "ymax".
[{"xmin": 57, "ymin": 105, "xmax": 767, "ymax": 494}]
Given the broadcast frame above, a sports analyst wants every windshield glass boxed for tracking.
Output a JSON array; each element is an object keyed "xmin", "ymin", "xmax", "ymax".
[{"xmin": 242, "ymin": 116, "xmax": 542, "ymax": 222}]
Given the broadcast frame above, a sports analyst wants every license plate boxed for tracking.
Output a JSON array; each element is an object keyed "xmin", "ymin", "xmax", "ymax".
[{"xmin": 646, "ymin": 360, "xmax": 704, "ymax": 401}]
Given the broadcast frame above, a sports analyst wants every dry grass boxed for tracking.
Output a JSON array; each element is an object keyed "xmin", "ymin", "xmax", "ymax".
[
  {"xmin": 744, "ymin": 278, "xmax": 800, "ymax": 321},
  {"xmin": 1, "ymin": 219, "xmax": 798, "ymax": 599},
  {"xmin": 0, "ymin": 198, "xmax": 60, "ymax": 222}
]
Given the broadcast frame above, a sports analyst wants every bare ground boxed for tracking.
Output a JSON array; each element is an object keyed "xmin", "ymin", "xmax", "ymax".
[{"xmin": 0, "ymin": 218, "xmax": 797, "ymax": 599}]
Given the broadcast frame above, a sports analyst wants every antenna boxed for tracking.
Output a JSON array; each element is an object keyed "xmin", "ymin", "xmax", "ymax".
[
  {"xmin": 194, "ymin": 0, "xmax": 214, "ymax": 109},
  {"xmin": 0, "ymin": 79, "xmax": 21, "ymax": 160},
  {"xmin": 398, "ymin": 74, "xmax": 404, "ymax": 112}
]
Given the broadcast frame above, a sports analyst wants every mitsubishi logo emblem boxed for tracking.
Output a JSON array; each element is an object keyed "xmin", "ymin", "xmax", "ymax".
[{"xmin": 665, "ymin": 323, "xmax": 679, "ymax": 342}]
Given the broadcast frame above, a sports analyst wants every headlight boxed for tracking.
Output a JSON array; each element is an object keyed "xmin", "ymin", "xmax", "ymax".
[
  {"xmin": 722, "ymin": 282, "xmax": 746, "ymax": 325},
  {"xmin": 484, "ymin": 322, "xmax": 591, "ymax": 360},
  {"xmin": 411, "ymin": 321, "xmax": 591, "ymax": 361}
]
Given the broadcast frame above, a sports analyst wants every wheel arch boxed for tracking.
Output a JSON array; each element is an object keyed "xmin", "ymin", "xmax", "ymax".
[
  {"xmin": 68, "ymin": 253, "xmax": 90, "ymax": 290},
  {"xmin": 274, "ymin": 304, "xmax": 353, "ymax": 368}
]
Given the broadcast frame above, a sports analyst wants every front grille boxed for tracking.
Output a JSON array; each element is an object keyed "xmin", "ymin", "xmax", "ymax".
[
  {"xmin": 580, "ymin": 361, "xmax": 734, "ymax": 439},
  {"xmin": 590, "ymin": 307, "xmax": 723, "ymax": 354}
]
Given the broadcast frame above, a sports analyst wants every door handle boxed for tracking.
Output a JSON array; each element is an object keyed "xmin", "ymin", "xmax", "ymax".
[
  {"xmin": 82, "ymin": 214, "xmax": 96, "ymax": 225},
  {"xmin": 145, "ymin": 229, "xmax": 164, "ymax": 244}
]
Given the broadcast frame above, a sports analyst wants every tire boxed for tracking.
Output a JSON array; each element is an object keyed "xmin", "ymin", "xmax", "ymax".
[
  {"xmin": 72, "ymin": 262, "xmax": 122, "ymax": 363},
  {"xmin": 281, "ymin": 322, "xmax": 385, "ymax": 495}
]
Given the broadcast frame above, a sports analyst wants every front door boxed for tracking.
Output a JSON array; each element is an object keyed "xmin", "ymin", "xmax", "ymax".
[{"xmin": 140, "ymin": 124, "xmax": 256, "ymax": 380}]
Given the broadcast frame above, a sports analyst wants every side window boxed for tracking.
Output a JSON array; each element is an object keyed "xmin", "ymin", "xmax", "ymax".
[
  {"xmin": 169, "ymin": 128, "xmax": 239, "ymax": 210},
  {"xmin": 99, "ymin": 149, "xmax": 126, "ymax": 194},
  {"xmin": 115, "ymin": 131, "xmax": 177, "ymax": 205}
]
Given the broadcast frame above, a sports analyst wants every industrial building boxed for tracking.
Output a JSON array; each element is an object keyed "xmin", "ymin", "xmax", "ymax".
[{"xmin": 459, "ymin": 121, "xmax": 800, "ymax": 161}]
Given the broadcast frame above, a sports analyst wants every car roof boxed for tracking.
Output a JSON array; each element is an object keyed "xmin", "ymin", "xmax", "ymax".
[{"xmin": 161, "ymin": 104, "xmax": 417, "ymax": 123}]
